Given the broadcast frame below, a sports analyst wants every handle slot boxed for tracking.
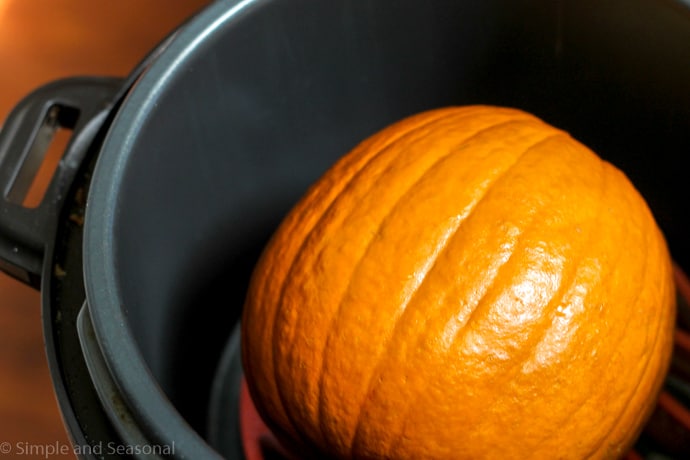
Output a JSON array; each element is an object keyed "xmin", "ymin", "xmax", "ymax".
[{"xmin": 5, "ymin": 104, "xmax": 79, "ymax": 207}]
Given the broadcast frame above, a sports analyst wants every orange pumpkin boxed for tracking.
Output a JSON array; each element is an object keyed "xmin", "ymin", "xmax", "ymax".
[{"xmin": 240, "ymin": 105, "xmax": 676, "ymax": 459}]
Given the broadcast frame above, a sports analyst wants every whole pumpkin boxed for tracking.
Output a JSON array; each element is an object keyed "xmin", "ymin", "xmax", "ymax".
[{"xmin": 240, "ymin": 105, "xmax": 676, "ymax": 459}]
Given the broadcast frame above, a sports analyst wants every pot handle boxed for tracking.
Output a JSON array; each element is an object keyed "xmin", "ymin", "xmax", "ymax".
[{"xmin": 0, "ymin": 77, "xmax": 123, "ymax": 287}]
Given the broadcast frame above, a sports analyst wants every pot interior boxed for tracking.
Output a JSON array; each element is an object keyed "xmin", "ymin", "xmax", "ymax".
[{"xmin": 92, "ymin": 0, "xmax": 690, "ymax": 453}]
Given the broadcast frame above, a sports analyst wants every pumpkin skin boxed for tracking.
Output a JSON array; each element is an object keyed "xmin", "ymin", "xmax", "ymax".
[{"xmin": 240, "ymin": 105, "xmax": 676, "ymax": 460}]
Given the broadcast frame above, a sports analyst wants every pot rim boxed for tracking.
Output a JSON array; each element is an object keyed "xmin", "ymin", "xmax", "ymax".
[{"xmin": 83, "ymin": 0, "xmax": 263, "ymax": 457}]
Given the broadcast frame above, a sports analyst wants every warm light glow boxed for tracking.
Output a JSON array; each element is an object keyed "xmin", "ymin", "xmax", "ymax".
[
  {"xmin": 0, "ymin": 1, "xmax": 9, "ymax": 30},
  {"xmin": 0, "ymin": 0, "xmax": 11, "ymax": 52}
]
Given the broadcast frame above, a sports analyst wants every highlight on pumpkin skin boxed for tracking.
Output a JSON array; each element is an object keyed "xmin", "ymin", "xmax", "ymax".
[{"xmin": 241, "ymin": 105, "xmax": 676, "ymax": 460}]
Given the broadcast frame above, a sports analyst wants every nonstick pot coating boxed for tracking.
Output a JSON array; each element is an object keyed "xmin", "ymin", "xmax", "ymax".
[{"xmin": 83, "ymin": 0, "xmax": 690, "ymax": 457}]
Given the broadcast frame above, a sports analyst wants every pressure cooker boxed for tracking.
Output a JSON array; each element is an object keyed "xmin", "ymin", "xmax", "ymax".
[{"xmin": 1, "ymin": 0, "xmax": 689, "ymax": 458}]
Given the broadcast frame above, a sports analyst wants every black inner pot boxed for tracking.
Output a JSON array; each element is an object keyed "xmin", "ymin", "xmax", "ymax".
[{"xmin": 82, "ymin": 0, "xmax": 690, "ymax": 457}]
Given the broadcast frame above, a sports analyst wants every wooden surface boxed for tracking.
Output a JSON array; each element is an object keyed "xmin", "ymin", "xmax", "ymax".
[{"xmin": 0, "ymin": 1, "xmax": 210, "ymax": 457}]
